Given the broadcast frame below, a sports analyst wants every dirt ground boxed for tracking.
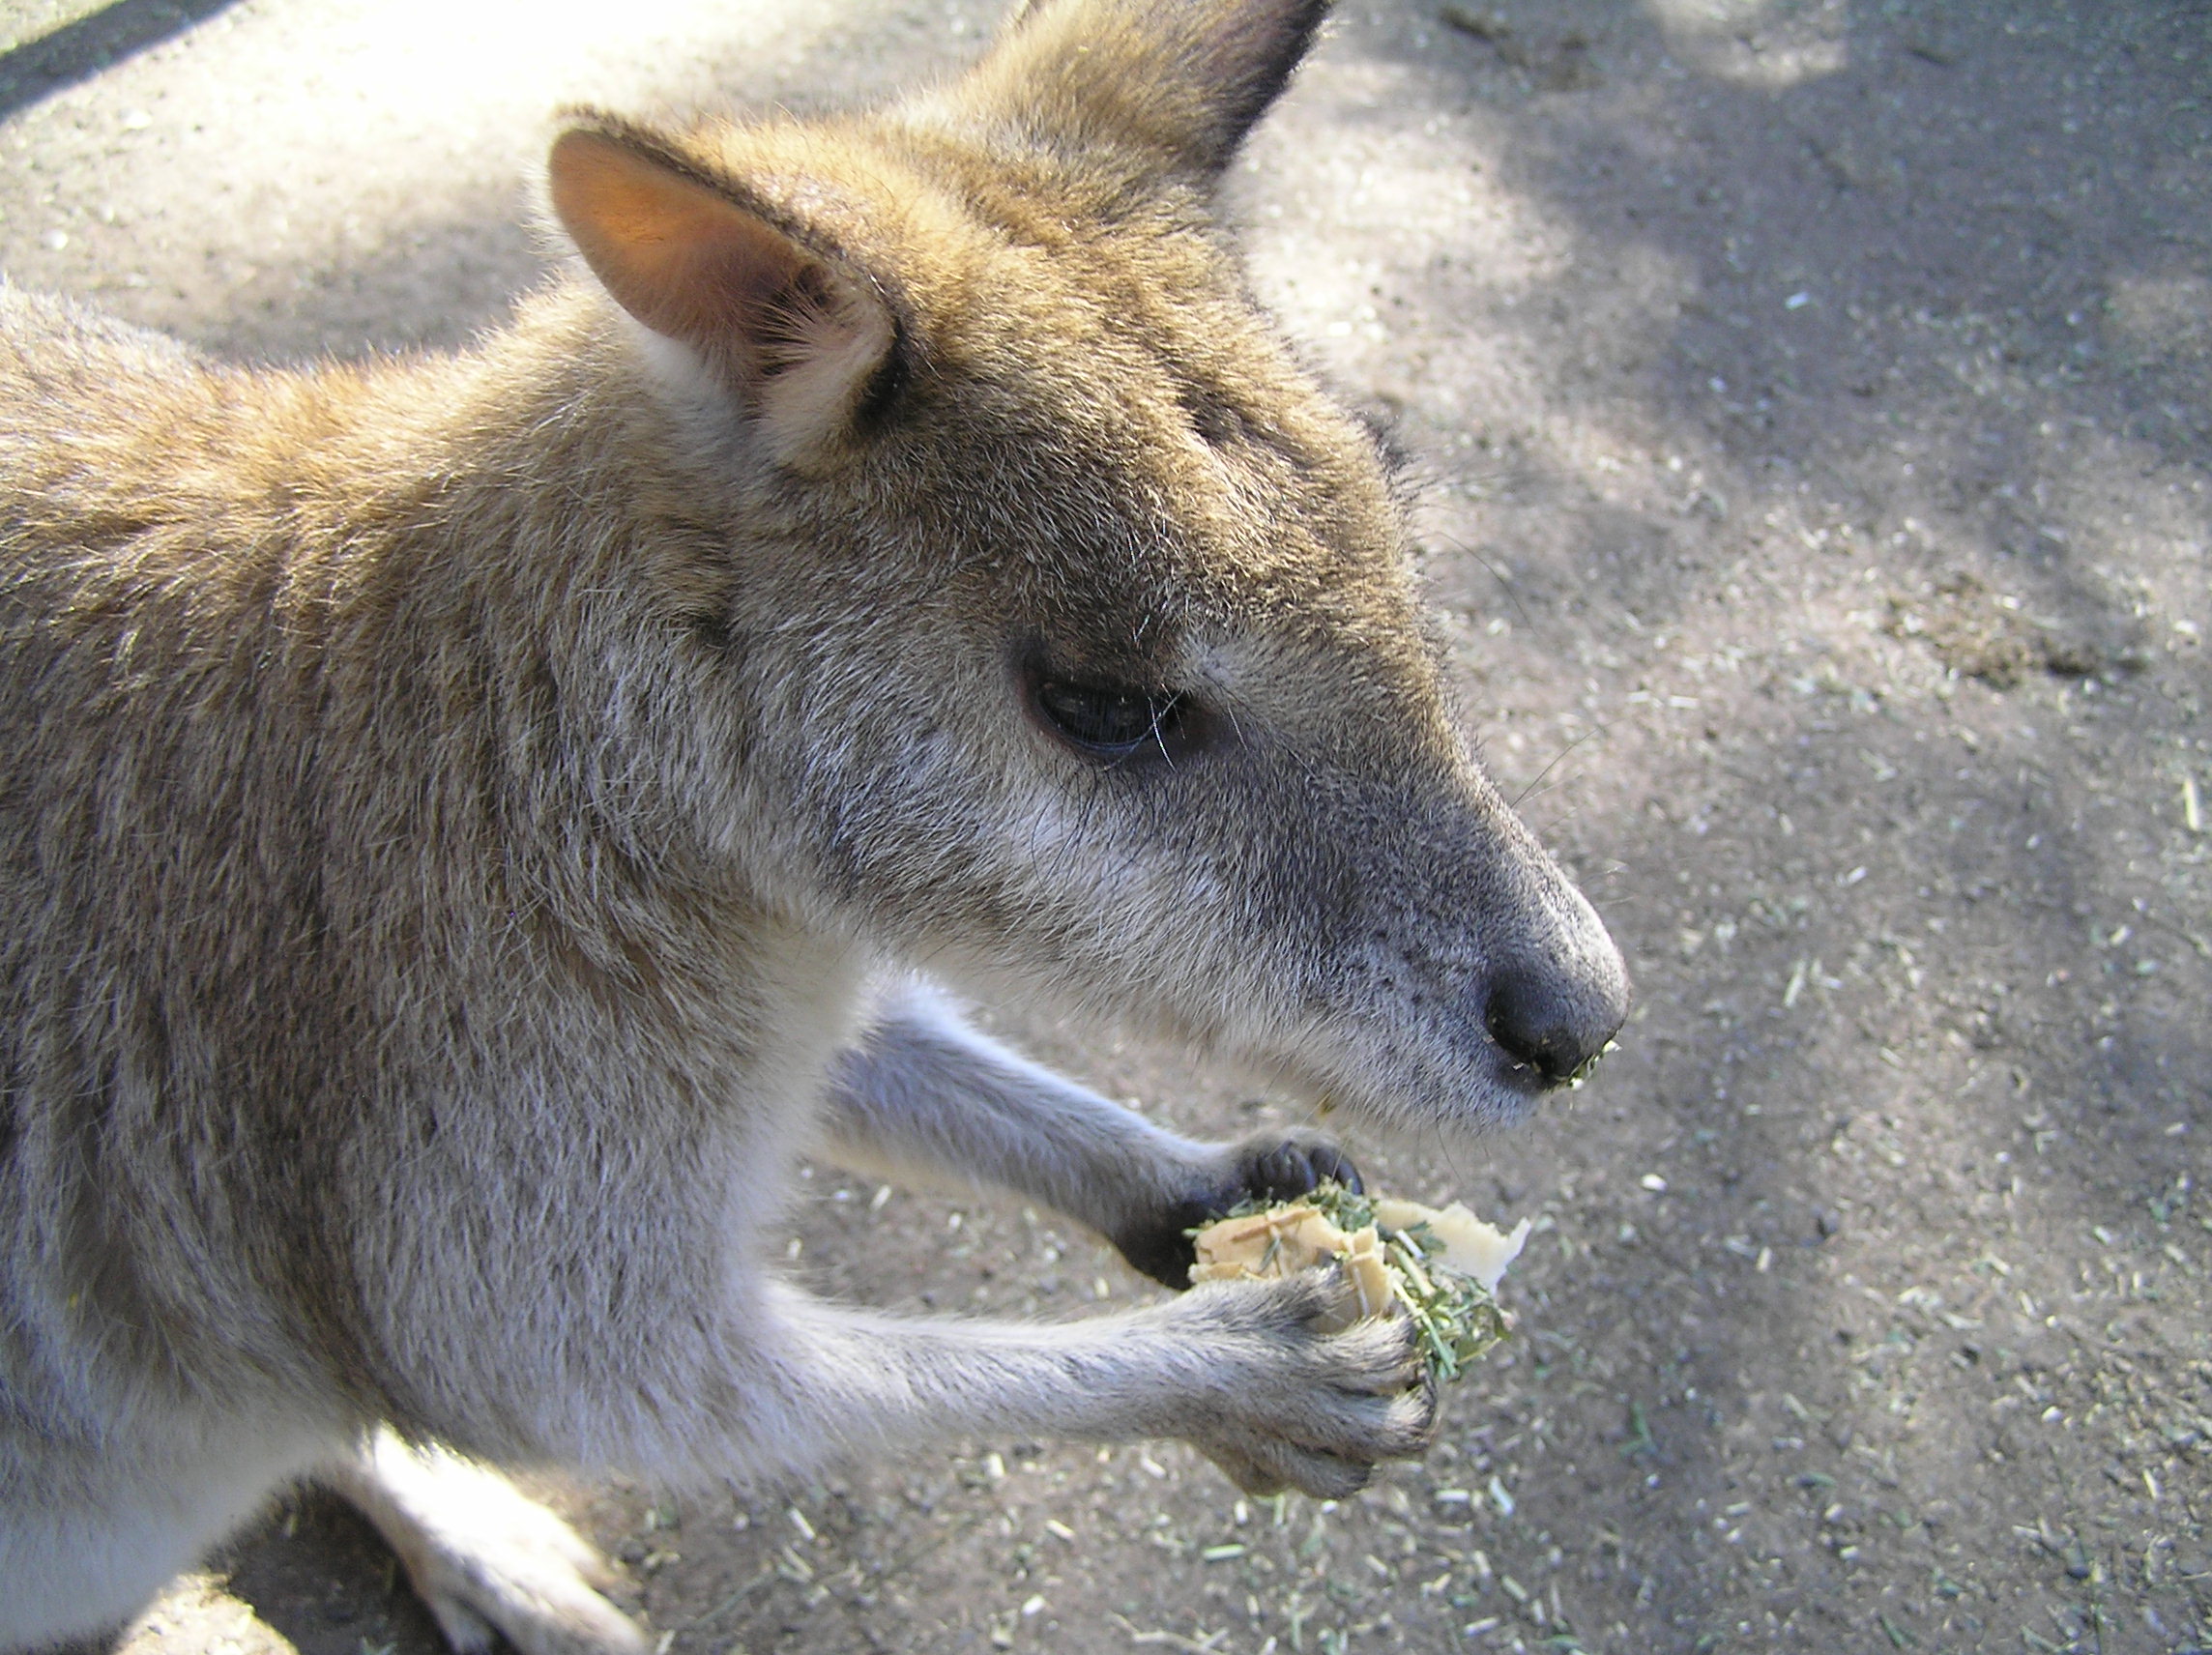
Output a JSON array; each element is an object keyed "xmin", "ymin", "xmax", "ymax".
[{"xmin": 5, "ymin": 0, "xmax": 2210, "ymax": 1650}]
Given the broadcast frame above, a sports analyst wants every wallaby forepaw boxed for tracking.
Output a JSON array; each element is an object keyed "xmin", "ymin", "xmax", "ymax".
[
  {"xmin": 1230, "ymin": 1129, "xmax": 1364, "ymax": 1206},
  {"xmin": 1206, "ymin": 1438, "xmax": 1374, "ymax": 1501},
  {"xmin": 1198, "ymin": 1437, "xmax": 1379, "ymax": 1500},
  {"xmin": 1113, "ymin": 1128, "xmax": 1365, "ymax": 1289},
  {"xmin": 1173, "ymin": 1273, "xmax": 1437, "ymax": 1495},
  {"xmin": 1197, "ymin": 1442, "xmax": 1290, "ymax": 1496},
  {"xmin": 328, "ymin": 1430, "xmax": 650, "ymax": 1655}
]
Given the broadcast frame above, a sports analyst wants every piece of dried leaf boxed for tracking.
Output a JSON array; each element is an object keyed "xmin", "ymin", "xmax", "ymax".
[{"xmin": 1372, "ymin": 1197, "xmax": 1531, "ymax": 1292}]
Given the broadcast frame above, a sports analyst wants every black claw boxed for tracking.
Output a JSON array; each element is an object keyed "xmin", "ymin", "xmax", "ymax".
[
  {"xmin": 1414, "ymin": 1370, "xmax": 1441, "ymax": 1432},
  {"xmin": 1245, "ymin": 1134, "xmax": 1364, "ymax": 1205}
]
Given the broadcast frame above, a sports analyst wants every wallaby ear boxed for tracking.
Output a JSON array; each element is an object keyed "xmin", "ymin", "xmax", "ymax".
[
  {"xmin": 951, "ymin": 0, "xmax": 1329, "ymax": 183},
  {"xmin": 548, "ymin": 120, "xmax": 896, "ymax": 461}
]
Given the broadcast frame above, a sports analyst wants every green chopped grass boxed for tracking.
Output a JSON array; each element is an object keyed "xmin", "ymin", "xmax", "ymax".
[{"xmin": 1197, "ymin": 1180, "xmax": 1513, "ymax": 1383}]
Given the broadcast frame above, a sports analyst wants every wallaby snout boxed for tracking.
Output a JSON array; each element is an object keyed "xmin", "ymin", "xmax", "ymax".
[
  {"xmin": 1273, "ymin": 765, "xmax": 1626, "ymax": 1129},
  {"xmin": 1481, "ymin": 949, "xmax": 1625, "ymax": 1087},
  {"xmin": 1470, "ymin": 857, "xmax": 1628, "ymax": 1089},
  {"xmin": 1432, "ymin": 769, "xmax": 1629, "ymax": 1099}
]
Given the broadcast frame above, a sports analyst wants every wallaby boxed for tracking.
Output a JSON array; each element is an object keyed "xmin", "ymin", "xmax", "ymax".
[{"xmin": 0, "ymin": 0, "xmax": 1627, "ymax": 1648}]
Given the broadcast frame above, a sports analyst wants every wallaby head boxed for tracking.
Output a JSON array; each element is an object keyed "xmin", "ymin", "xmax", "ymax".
[
  {"xmin": 0, "ymin": 1, "xmax": 1632, "ymax": 1640},
  {"xmin": 540, "ymin": 0, "xmax": 1627, "ymax": 1132}
]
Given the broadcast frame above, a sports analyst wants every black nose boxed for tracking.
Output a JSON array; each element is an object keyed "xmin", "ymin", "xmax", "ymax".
[{"xmin": 1484, "ymin": 959, "xmax": 1626, "ymax": 1086}]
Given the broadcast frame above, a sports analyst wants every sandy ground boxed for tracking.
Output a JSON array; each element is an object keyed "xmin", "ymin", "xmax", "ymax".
[{"xmin": 4, "ymin": 0, "xmax": 2210, "ymax": 1651}]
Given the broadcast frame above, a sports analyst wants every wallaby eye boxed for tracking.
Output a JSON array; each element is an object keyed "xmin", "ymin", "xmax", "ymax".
[{"xmin": 1033, "ymin": 680, "xmax": 1185, "ymax": 758}]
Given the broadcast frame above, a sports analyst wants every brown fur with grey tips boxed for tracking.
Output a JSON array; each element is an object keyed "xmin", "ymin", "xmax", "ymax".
[{"xmin": 0, "ymin": 0, "xmax": 1624, "ymax": 1648}]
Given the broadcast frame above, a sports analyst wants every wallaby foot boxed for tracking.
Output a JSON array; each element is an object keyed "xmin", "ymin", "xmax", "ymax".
[{"xmin": 324, "ymin": 1430, "xmax": 647, "ymax": 1655}]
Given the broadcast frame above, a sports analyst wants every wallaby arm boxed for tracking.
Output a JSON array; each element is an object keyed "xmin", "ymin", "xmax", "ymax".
[
  {"xmin": 816, "ymin": 981, "xmax": 1213, "ymax": 1229},
  {"xmin": 329, "ymin": 1260, "xmax": 1432, "ymax": 1655},
  {"xmin": 700, "ymin": 1273, "xmax": 1430, "ymax": 1500},
  {"xmin": 341, "ymin": 1266, "xmax": 1424, "ymax": 1655},
  {"xmin": 356, "ymin": 1164, "xmax": 1427, "ymax": 1508},
  {"xmin": 813, "ymin": 981, "xmax": 1360, "ymax": 1284}
]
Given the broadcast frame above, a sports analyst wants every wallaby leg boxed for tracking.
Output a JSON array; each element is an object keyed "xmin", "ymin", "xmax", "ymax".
[
  {"xmin": 816, "ymin": 980, "xmax": 1362, "ymax": 1284},
  {"xmin": 324, "ymin": 1429, "xmax": 647, "ymax": 1655}
]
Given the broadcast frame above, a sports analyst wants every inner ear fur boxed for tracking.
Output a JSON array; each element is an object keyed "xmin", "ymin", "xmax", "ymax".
[
  {"xmin": 548, "ymin": 119, "xmax": 895, "ymax": 454},
  {"xmin": 956, "ymin": 0, "xmax": 1330, "ymax": 182}
]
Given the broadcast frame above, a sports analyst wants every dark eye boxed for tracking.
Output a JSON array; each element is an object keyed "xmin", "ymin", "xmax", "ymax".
[{"xmin": 1033, "ymin": 680, "xmax": 1185, "ymax": 757}]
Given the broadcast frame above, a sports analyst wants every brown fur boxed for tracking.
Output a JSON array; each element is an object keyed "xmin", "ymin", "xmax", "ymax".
[{"xmin": 0, "ymin": 1, "xmax": 1624, "ymax": 1647}]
